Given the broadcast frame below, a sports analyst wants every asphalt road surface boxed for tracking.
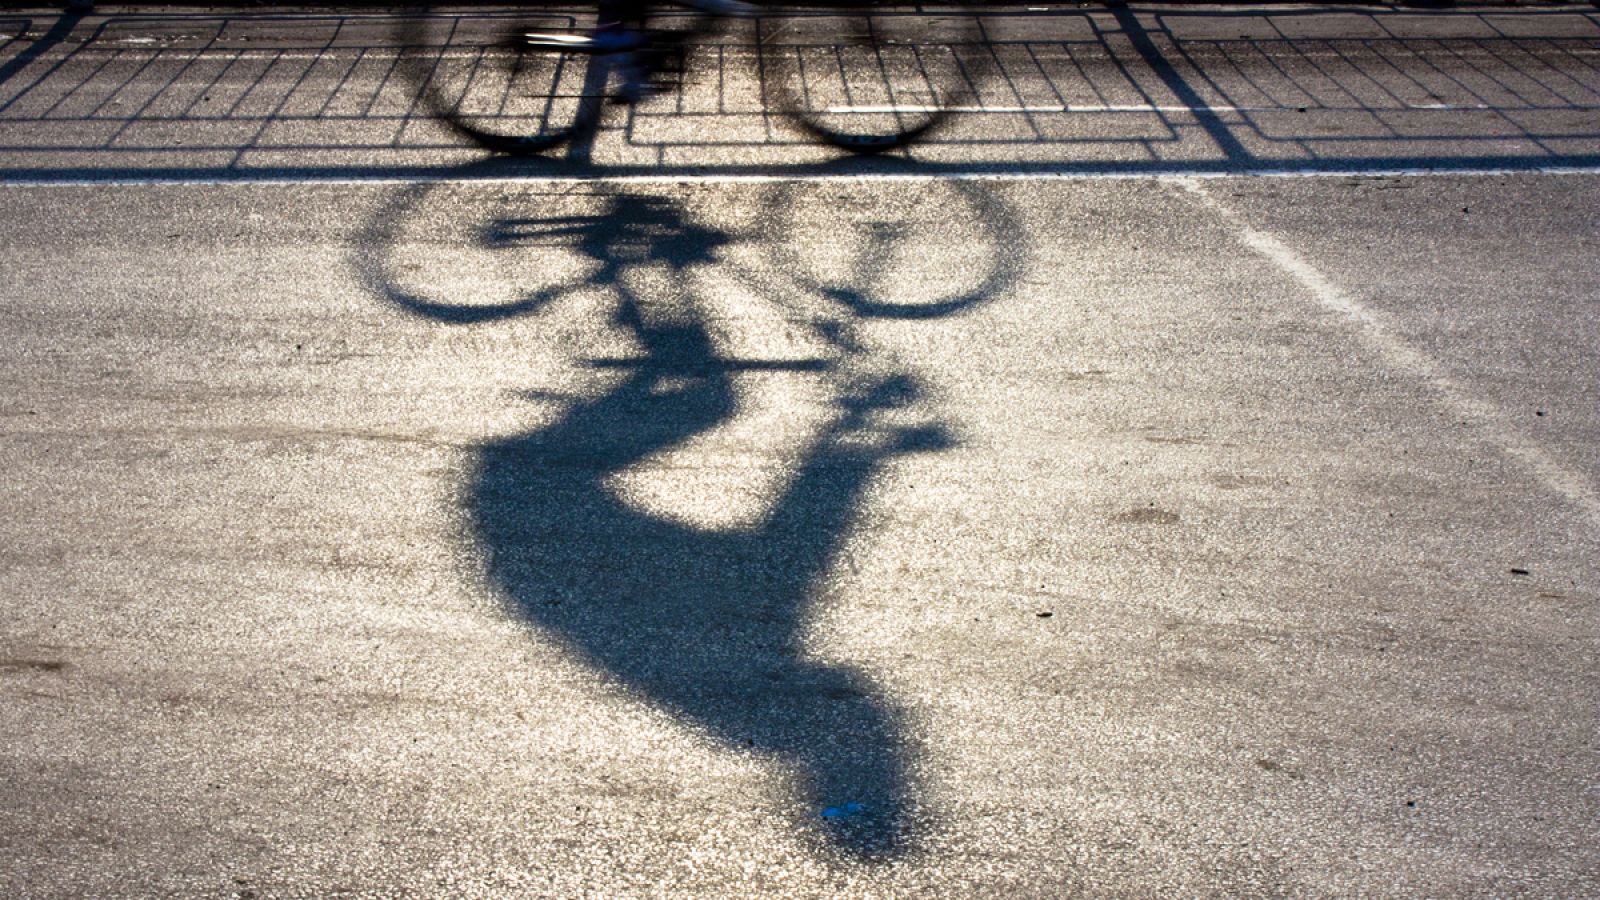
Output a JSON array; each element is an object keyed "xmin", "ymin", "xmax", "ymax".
[{"xmin": 1, "ymin": 4, "xmax": 1597, "ymax": 896}]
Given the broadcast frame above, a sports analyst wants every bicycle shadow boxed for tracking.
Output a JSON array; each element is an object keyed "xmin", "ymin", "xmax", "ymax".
[
  {"xmin": 357, "ymin": 168, "xmax": 1022, "ymax": 857},
  {"xmin": 6, "ymin": 6, "xmax": 1599, "ymax": 181}
]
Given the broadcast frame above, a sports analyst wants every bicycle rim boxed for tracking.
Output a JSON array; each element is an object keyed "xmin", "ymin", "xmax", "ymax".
[{"xmin": 758, "ymin": 6, "xmax": 983, "ymax": 153}]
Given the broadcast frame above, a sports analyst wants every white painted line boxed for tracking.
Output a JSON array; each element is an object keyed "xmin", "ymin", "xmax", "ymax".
[
  {"xmin": 3, "ymin": 164, "xmax": 1600, "ymax": 188},
  {"xmin": 1173, "ymin": 176, "xmax": 1600, "ymax": 530},
  {"xmin": 826, "ymin": 103, "xmax": 1493, "ymax": 114}
]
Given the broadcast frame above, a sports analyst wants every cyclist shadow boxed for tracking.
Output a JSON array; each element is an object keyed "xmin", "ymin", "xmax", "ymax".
[
  {"xmin": 474, "ymin": 192, "xmax": 942, "ymax": 856},
  {"xmin": 359, "ymin": 172, "xmax": 1022, "ymax": 858}
]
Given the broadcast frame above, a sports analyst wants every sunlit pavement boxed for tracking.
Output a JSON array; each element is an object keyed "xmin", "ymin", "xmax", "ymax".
[{"xmin": 1, "ymin": 5, "xmax": 1597, "ymax": 896}]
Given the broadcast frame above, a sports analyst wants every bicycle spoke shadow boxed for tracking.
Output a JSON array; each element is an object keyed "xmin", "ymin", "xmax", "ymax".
[{"xmin": 357, "ymin": 165, "xmax": 1023, "ymax": 858}]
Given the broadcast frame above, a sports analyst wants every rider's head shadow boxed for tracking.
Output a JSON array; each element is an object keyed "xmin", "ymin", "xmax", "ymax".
[
  {"xmin": 356, "ymin": 177, "xmax": 1026, "ymax": 860},
  {"xmin": 485, "ymin": 194, "xmax": 729, "ymax": 275},
  {"xmin": 367, "ymin": 186, "xmax": 727, "ymax": 326}
]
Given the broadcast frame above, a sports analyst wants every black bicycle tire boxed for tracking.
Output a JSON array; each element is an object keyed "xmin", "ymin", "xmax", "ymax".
[
  {"xmin": 757, "ymin": 4, "xmax": 984, "ymax": 153},
  {"xmin": 398, "ymin": 8, "xmax": 600, "ymax": 156}
]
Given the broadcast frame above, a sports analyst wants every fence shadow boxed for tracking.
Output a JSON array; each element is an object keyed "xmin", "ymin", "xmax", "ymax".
[{"xmin": 1, "ymin": 5, "xmax": 1597, "ymax": 178}]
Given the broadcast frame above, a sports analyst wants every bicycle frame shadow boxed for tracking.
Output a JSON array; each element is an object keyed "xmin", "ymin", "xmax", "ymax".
[{"xmin": 356, "ymin": 161, "xmax": 1024, "ymax": 858}]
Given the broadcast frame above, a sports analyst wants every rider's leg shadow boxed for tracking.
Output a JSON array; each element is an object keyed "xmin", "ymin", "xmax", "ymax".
[{"xmin": 468, "ymin": 203, "xmax": 945, "ymax": 855}]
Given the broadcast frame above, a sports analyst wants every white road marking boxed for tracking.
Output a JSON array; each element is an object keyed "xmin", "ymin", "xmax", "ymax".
[
  {"xmin": 3, "ymin": 165, "xmax": 1600, "ymax": 188},
  {"xmin": 1173, "ymin": 176, "xmax": 1600, "ymax": 529},
  {"xmin": 824, "ymin": 103, "xmax": 1493, "ymax": 114}
]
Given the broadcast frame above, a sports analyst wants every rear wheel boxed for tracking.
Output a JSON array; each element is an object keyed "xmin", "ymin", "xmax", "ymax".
[
  {"xmin": 400, "ymin": 9, "xmax": 604, "ymax": 155},
  {"xmin": 757, "ymin": 6, "xmax": 983, "ymax": 153}
]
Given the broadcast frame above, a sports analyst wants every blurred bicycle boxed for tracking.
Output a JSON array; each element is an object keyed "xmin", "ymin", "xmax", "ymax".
[{"xmin": 398, "ymin": 1, "xmax": 984, "ymax": 155}]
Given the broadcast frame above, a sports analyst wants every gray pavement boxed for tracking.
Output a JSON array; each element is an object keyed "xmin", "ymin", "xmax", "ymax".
[{"xmin": 1, "ymin": 5, "xmax": 1597, "ymax": 897}]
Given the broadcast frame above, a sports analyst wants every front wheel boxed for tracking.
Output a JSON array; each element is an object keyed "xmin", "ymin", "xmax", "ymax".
[
  {"xmin": 757, "ymin": 6, "xmax": 984, "ymax": 153},
  {"xmin": 399, "ymin": 9, "xmax": 605, "ymax": 155}
]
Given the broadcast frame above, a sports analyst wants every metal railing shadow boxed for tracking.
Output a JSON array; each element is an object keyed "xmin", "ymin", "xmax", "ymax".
[
  {"xmin": 0, "ymin": 6, "xmax": 1596, "ymax": 178},
  {"xmin": 0, "ymin": 11, "xmax": 85, "ymax": 93}
]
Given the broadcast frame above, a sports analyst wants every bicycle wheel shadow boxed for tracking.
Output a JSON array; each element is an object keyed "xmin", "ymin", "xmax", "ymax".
[{"xmin": 356, "ymin": 163, "xmax": 1024, "ymax": 858}]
